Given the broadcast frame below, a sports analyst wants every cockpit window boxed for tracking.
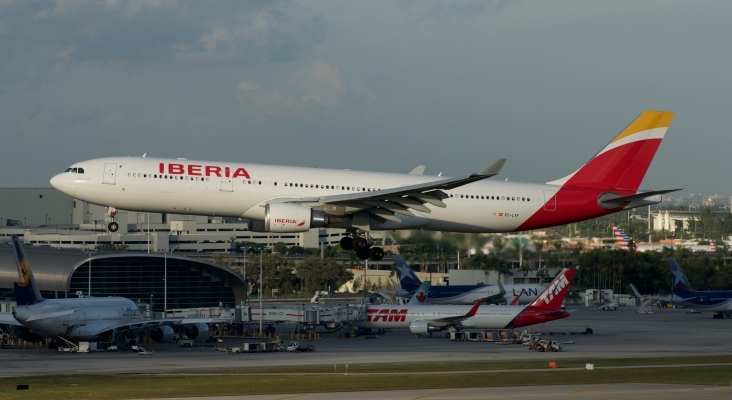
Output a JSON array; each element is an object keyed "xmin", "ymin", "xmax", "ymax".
[
  {"xmin": 64, "ymin": 167, "xmax": 85, "ymax": 174},
  {"xmin": 71, "ymin": 168, "xmax": 78, "ymax": 173},
  {"xmin": 64, "ymin": 167, "xmax": 73, "ymax": 172},
  {"xmin": 77, "ymin": 168, "xmax": 84, "ymax": 174}
]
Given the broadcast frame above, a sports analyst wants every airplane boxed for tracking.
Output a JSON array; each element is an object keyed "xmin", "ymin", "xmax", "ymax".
[
  {"xmin": 1, "ymin": 236, "xmax": 230, "ymax": 345},
  {"xmin": 613, "ymin": 224, "xmax": 717, "ymax": 253},
  {"xmin": 668, "ymin": 258, "xmax": 732, "ymax": 319},
  {"xmin": 353, "ymin": 268, "xmax": 575, "ymax": 335},
  {"xmin": 51, "ymin": 110, "xmax": 679, "ymax": 261},
  {"xmin": 407, "ymin": 281, "xmax": 431, "ymax": 305},
  {"xmin": 393, "ymin": 255, "xmax": 545, "ymax": 305}
]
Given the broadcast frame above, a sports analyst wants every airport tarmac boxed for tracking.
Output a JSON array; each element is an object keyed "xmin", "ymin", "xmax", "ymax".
[{"xmin": 1, "ymin": 307, "xmax": 731, "ymax": 378}]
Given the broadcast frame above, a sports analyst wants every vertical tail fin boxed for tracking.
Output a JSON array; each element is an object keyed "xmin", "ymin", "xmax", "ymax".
[
  {"xmin": 393, "ymin": 256, "xmax": 422, "ymax": 292},
  {"xmin": 529, "ymin": 268, "xmax": 575, "ymax": 310},
  {"xmin": 709, "ymin": 239, "xmax": 717, "ymax": 252},
  {"xmin": 612, "ymin": 224, "xmax": 631, "ymax": 249},
  {"xmin": 408, "ymin": 282, "xmax": 431, "ymax": 305},
  {"xmin": 11, "ymin": 236, "xmax": 44, "ymax": 306},
  {"xmin": 669, "ymin": 258, "xmax": 694, "ymax": 295},
  {"xmin": 548, "ymin": 110, "xmax": 674, "ymax": 190}
]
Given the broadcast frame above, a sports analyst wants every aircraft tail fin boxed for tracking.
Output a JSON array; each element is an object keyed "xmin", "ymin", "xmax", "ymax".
[
  {"xmin": 669, "ymin": 258, "xmax": 695, "ymax": 295},
  {"xmin": 612, "ymin": 224, "xmax": 631, "ymax": 249},
  {"xmin": 408, "ymin": 282, "xmax": 431, "ymax": 305},
  {"xmin": 528, "ymin": 268, "xmax": 575, "ymax": 310},
  {"xmin": 11, "ymin": 236, "xmax": 44, "ymax": 306},
  {"xmin": 548, "ymin": 110, "xmax": 674, "ymax": 191},
  {"xmin": 709, "ymin": 239, "xmax": 717, "ymax": 252},
  {"xmin": 393, "ymin": 255, "xmax": 422, "ymax": 292},
  {"xmin": 629, "ymin": 284, "xmax": 644, "ymax": 299}
]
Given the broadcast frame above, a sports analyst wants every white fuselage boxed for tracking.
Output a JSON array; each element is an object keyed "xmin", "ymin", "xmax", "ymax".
[
  {"xmin": 354, "ymin": 304, "xmax": 521, "ymax": 330},
  {"xmin": 427, "ymin": 284, "xmax": 547, "ymax": 305},
  {"xmin": 50, "ymin": 157, "xmax": 561, "ymax": 233},
  {"xmin": 13, "ymin": 297, "xmax": 143, "ymax": 340}
]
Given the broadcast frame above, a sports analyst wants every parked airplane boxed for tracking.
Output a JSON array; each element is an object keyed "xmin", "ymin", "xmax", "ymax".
[
  {"xmin": 354, "ymin": 268, "xmax": 575, "ymax": 334},
  {"xmin": 613, "ymin": 224, "xmax": 716, "ymax": 253},
  {"xmin": 407, "ymin": 282, "xmax": 431, "ymax": 305},
  {"xmin": 393, "ymin": 256, "xmax": 545, "ymax": 304},
  {"xmin": 51, "ymin": 111, "xmax": 678, "ymax": 261},
  {"xmin": 1, "ymin": 236, "xmax": 229, "ymax": 344},
  {"xmin": 668, "ymin": 258, "xmax": 732, "ymax": 318}
]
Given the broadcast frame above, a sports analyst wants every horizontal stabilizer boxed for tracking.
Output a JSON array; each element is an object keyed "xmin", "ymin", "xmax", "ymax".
[{"xmin": 599, "ymin": 189, "xmax": 682, "ymax": 209}]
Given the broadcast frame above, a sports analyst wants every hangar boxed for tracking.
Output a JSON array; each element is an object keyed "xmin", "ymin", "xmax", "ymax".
[{"xmin": 0, "ymin": 244, "xmax": 245, "ymax": 313}]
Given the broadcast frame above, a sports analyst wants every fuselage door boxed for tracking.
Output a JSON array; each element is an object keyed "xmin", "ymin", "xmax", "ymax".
[
  {"xmin": 220, "ymin": 177, "xmax": 233, "ymax": 192},
  {"xmin": 103, "ymin": 163, "xmax": 117, "ymax": 185},
  {"xmin": 543, "ymin": 190, "xmax": 556, "ymax": 211}
]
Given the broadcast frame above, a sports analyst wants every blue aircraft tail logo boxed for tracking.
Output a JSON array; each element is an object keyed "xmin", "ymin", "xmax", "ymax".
[
  {"xmin": 669, "ymin": 258, "xmax": 694, "ymax": 295},
  {"xmin": 12, "ymin": 236, "xmax": 44, "ymax": 306},
  {"xmin": 393, "ymin": 256, "xmax": 422, "ymax": 292}
]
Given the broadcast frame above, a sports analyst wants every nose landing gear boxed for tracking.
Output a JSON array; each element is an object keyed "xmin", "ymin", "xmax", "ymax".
[
  {"xmin": 107, "ymin": 207, "xmax": 119, "ymax": 232},
  {"xmin": 340, "ymin": 232, "xmax": 384, "ymax": 261}
]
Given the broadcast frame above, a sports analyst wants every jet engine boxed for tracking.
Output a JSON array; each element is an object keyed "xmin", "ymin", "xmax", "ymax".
[
  {"xmin": 150, "ymin": 326, "xmax": 175, "ymax": 343},
  {"xmin": 408, "ymin": 320, "xmax": 443, "ymax": 335},
  {"xmin": 264, "ymin": 203, "xmax": 326, "ymax": 233},
  {"xmin": 184, "ymin": 323, "xmax": 210, "ymax": 342}
]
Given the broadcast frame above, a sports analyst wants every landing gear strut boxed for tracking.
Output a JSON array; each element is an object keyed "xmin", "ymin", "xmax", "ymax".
[
  {"xmin": 107, "ymin": 207, "xmax": 119, "ymax": 232},
  {"xmin": 340, "ymin": 231, "xmax": 384, "ymax": 261}
]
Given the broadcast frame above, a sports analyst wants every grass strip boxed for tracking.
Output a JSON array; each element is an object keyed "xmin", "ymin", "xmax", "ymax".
[
  {"xmin": 201, "ymin": 354, "xmax": 732, "ymax": 374},
  {"xmin": 2, "ymin": 365, "xmax": 732, "ymax": 400}
]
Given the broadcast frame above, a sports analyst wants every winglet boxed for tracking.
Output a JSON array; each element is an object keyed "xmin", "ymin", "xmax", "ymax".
[
  {"xmin": 477, "ymin": 158, "xmax": 507, "ymax": 177},
  {"xmin": 466, "ymin": 299, "xmax": 482, "ymax": 317}
]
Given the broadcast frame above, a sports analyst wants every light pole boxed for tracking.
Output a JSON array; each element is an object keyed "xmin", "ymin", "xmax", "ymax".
[
  {"xmin": 84, "ymin": 249, "xmax": 95, "ymax": 297},
  {"xmin": 243, "ymin": 247, "xmax": 247, "ymax": 305},
  {"xmin": 147, "ymin": 212, "xmax": 150, "ymax": 254},
  {"xmin": 259, "ymin": 250, "xmax": 263, "ymax": 337},
  {"xmin": 164, "ymin": 250, "xmax": 167, "ymax": 317}
]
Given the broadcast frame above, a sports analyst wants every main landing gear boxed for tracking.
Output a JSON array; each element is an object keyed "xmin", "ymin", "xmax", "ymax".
[
  {"xmin": 107, "ymin": 207, "xmax": 119, "ymax": 232},
  {"xmin": 340, "ymin": 232, "xmax": 384, "ymax": 261}
]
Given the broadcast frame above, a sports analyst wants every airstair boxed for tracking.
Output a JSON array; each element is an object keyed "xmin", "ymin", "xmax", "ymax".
[
  {"xmin": 57, "ymin": 334, "xmax": 80, "ymax": 352},
  {"xmin": 637, "ymin": 298, "xmax": 655, "ymax": 314}
]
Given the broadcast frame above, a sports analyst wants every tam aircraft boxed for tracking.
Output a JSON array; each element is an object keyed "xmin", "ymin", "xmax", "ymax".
[
  {"xmin": 354, "ymin": 268, "xmax": 575, "ymax": 335},
  {"xmin": 51, "ymin": 111, "xmax": 679, "ymax": 261},
  {"xmin": 0, "ymin": 236, "xmax": 230, "ymax": 345}
]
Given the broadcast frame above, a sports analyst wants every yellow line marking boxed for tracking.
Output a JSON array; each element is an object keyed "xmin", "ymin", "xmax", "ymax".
[
  {"xmin": 568, "ymin": 383, "xmax": 607, "ymax": 395},
  {"xmin": 412, "ymin": 387, "xmax": 462, "ymax": 399},
  {"xmin": 275, "ymin": 394, "xmax": 309, "ymax": 400}
]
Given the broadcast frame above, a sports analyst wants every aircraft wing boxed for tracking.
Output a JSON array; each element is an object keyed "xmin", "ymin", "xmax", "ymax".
[
  {"xmin": 0, "ymin": 312, "xmax": 22, "ymax": 326},
  {"xmin": 105, "ymin": 317, "xmax": 232, "ymax": 334},
  {"xmin": 287, "ymin": 159, "xmax": 506, "ymax": 222},
  {"xmin": 479, "ymin": 281, "xmax": 507, "ymax": 304},
  {"xmin": 430, "ymin": 300, "xmax": 482, "ymax": 325}
]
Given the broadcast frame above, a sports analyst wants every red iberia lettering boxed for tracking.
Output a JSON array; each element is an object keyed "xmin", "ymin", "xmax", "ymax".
[
  {"xmin": 188, "ymin": 165, "xmax": 202, "ymax": 176},
  {"xmin": 205, "ymin": 166, "xmax": 222, "ymax": 177},
  {"xmin": 159, "ymin": 163, "xmax": 164, "ymax": 173},
  {"xmin": 225, "ymin": 167, "xmax": 230, "ymax": 178},
  {"xmin": 232, "ymin": 168, "xmax": 250, "ymax": 179},
  {"xmin": 168, "ymin": 164, "xmax": 184, "ymax": 174}
]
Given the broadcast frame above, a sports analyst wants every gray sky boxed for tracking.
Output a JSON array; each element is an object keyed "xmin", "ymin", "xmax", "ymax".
[{"xmin": 1, "ymin": 1, "xmax": 730, "ymax": 201}]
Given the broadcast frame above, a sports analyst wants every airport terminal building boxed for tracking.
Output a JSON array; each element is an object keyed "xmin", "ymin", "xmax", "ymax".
[{"xmin": 0, "ymin": 244, "xmax": 246, "ymax": 313}]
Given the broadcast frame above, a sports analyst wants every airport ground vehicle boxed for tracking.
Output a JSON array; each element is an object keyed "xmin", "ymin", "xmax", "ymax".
[
  {"xmin": 106, "ymin": 345, "xmax": 118, "ymax": 352},
  {"xmin": 286, "ymin": 341, "xmax": 314, "ymax": 352},
  {"xmin": 601, "ymin": 302, "xmax": 619, "ymax": 311},
  {"xmin": 527, "ymin": 338, "xmax": 563, "ymax": 352},
  {"xmin": 177, "ymin": 339, "xmax": 194, "ymax": 347}
]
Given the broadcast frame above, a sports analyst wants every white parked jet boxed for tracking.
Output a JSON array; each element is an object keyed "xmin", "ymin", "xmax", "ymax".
[
  {"xmin": 51, "ymin": 111, "xmax": 678, "ymax": 261},
  {"xmin": 2, "ymin": 236, "xmax": 229, "ymax": 344},
  {"xmin": 354, "ymin": 268, "xmax": 575, "ymax": 335}
]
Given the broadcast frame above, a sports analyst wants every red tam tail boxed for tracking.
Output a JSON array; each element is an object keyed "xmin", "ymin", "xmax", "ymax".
[{"xmin": 530, "ymin": 268, "xmax": 575, "ymax": 310}]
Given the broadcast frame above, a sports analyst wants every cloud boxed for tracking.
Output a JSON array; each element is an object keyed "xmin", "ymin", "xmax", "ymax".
[{"xmin": 237, "ymin": 60, "xmax": 375, "ymax": 119}]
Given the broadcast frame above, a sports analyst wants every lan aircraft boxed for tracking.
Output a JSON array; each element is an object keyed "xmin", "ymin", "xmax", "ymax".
[
  {"xmin": 0, "ymin": 236, "xmax": 229, "ymax": 345},
  {"xmin": 51, "ymin": 110, "xmax": 678, "ymax": 261}
]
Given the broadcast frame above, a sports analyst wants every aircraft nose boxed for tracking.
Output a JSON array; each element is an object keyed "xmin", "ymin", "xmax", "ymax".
[{"xmin": 49, "ymin": 173, "xmax": 63, "ymax": 190}]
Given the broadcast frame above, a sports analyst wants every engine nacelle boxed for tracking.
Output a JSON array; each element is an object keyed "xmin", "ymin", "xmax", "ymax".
[
  {"xmin": 184, "ymin": 323, "xmax": 210, "ymax": 342},
  {"xmin": 264, "ymin": 203, "xmax": 326, "ymax": 233},
  {"xmin": 409, "ymin": 320, "xmax": 443, "ymax": 335},
  {"xmin": 150, "ymin": 325, "xmax": 175, "ymax": 343}
]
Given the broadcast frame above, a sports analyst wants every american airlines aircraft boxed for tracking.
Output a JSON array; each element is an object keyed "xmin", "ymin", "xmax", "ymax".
[
  {"xmin": 50, "ymin": 111, "xmax": 678, "ymax": 261},
  {"xmin": 1, "ymin": 236, "xmax": 229, "ymax": 344},
  {"xmin": 354, "ymin": 268, "xmax": 575, "ymax": 335}
]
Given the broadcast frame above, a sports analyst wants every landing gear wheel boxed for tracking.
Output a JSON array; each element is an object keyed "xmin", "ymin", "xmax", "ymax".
[
  {"xmin": 369, "ymin": 247, "xmax": 384, "ymax": 261},
  {"xmin": 353, "ymin": 237, "xmax": 369, "ymax": 251},
  {"xmin": 340, "ymin": 237, "xmax": 353, "ymax": 251},
  {"xmin": 356, "ymin": 248, "xmax": 371, "ymax": 260},
  {"xmin": 108, "ymin": 221, "xmax": 119, "ymax": 232}
]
